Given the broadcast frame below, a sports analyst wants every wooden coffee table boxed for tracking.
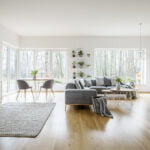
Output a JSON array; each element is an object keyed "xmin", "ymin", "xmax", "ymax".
[{"xmin": 102, "ymin": 88, "xmax": 136, "ymax": 100}]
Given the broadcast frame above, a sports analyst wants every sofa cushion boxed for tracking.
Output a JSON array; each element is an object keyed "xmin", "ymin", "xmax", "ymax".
[
  {"xmin": 90, "ymin": 86, "xmax": 107, "ymax": 90},
  {"xmin": 104, "ymin": 77, "xmax": 111, "ymax": 86},
  {"xmin": 79, "ymin": 80, "xmax": 84, "ymax": 89},
  {"xmin": 84, "ymin": 79, "xmax": 92, "ymax": 87},
  {"xmin": 111, "ymin": 78, "xmax": 116, "ymax": 86},
  {"xmin": 65, "ymin": 83, "xmax": 77, "ymax": 89},
  {"xmin": 91, "ymin": 79, "xmax": 96, "ymax": 86},
  {"xmin": 96, "ymin": 77, "xmax": 104, "ymax": 86},
  {"xmin": 74, "ymin": 80, "xmax": 81, "ymax": 89}
]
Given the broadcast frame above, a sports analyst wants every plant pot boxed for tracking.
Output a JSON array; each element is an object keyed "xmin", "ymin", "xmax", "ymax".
[
  {"xmin": 33, "ymin": 75, "xmax": 36, "ymax": 80},
  {"xmin": 79, "ymin": 55, "xmax": 83, "ymax": 57},
  {"xmin": 116, "ymin": 83, "xmax": 121, "ymax": 90}
]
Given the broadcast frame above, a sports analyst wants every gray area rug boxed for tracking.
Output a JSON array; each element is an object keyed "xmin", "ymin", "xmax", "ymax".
[{"xmin": 0, "ymin": 103, "xmax": 55, "ymax": 137}]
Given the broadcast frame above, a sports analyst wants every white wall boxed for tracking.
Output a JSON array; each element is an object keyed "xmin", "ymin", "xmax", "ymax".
[
  {"xmin": 0, "ymin": 25, "xmax": 20, "ymax": 100},
  {"xmin": 20, "ymin": 36, "xmax": 150, "ymax": 49}
]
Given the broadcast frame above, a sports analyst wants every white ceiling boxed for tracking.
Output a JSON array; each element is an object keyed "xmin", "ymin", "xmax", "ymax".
[{"xmin": 0, "ymin": 0, "xmax": 150, "ymax": 36}]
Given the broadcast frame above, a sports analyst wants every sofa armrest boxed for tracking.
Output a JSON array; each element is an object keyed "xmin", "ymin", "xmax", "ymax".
[{"xmin": 65, "ymin": 89, "xmax": 97, "ymax": 105}]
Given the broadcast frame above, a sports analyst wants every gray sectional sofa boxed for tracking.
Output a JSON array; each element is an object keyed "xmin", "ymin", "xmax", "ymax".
[{"xmin": 65, "ymin": 77, "xmax": 136, "ymax": 109}]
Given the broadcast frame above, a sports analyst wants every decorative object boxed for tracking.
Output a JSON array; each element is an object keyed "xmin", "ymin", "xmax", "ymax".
[
  {"xmin": 115, "ymin": 77, "xmax": 122, "ymax": 90},
  {"xmin": 87, "ymin": 75, "xmax": 92, "ymax": 78},
  {"xmin": 72, "ymin": 50, "xmax": 76, "ymax": 57},
  {"xmin": 127, "ymin": 78, "xmax": 136, "ymax": 88},
  {"xmin": 78, "ymin": 61, "xmax": 84, "ymax": 68},
  {"xmin": 72, "ymin": 61, "xmax": 76, "ymax": 68},
  {"xmin": 78, "ymin": 50, "xmax": 84, "ymax": 57},
  {"xmin": 73, "ymin": 72, "xmax": 76, "ymax": 79},
  {"xmin": 31, "ymin": 70, "xmax": 38, "ymax": 79},
  {"xmin": 78, "ymin": 71, "xmax": 84, "ymax": 78},
  {"xmin": 87, "ymin": 53, "xmax": 91, "ymax": 57},
  {"xmin": 86, "ymin": 64, "xmax": 91, "ymax": 67},
  {"xmin": 0, "ymin": 103, "xmax": 55, "ymax": 137}
]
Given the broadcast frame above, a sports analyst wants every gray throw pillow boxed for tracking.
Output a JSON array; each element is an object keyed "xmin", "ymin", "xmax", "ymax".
[
  {"xmin": 74, "ymin": 80, "xmax": 81, "ymax": 89},
  {"xmin": 91, "ymin": 79, "xmax": 96, "ymax": 86},
  {"xmin": 104, "ymin": 77, "xmax": 111, "ymax": 86},
  {"xmin": 111, "ymin": 78, "xmax": 116, "ymax": 86},
  {"xmin": 96, "ymin": 77, "xmax": 104, "ymax": 86},
  {"xmin": 84, "ymin": 79, "xmax": 92, "ymax": 87}
]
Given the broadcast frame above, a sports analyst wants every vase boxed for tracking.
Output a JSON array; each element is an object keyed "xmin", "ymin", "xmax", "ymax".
[
  {"xmin": 116, "ymin": 83, "xmax": 121, "ymax": 90},
  {"xmin": 33, "ymin": 75, "xmax": 36, "ymax": 79}
]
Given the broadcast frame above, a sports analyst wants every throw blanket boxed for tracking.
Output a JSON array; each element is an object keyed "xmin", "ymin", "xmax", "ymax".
[{"xmin": 92, "ymin": 97, "xmax": 113, "ymax": 118}]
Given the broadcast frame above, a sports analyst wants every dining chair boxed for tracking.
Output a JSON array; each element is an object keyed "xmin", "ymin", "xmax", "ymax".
[
  {"xmin": 39, "ymin": 79, "xmax": 54, "ymax": 99},
  {"xmin": 16, "ymin": 80, "xmax": 34, "ymax": 100}
]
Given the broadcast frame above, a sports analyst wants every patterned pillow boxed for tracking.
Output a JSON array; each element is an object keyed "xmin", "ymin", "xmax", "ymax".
[
  {"xmin": 74, "ymin": 80, "xmax": 81, "ymax": 89},
  {"xmin": 79, "ymin": 80, "xmax": 84, "ymax": 89}
]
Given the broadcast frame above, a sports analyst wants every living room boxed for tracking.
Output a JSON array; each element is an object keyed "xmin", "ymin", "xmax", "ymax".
[{"xmin": 0, "ymin": 0, "xmax": 150, "ymax": 150}]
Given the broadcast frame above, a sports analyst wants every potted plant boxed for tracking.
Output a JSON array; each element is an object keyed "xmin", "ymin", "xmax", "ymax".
[
  {"xmin": 87, "ymin": 75, "xmax": 92, "ymax": 78},
  {"xmin": 72, "ymin": 61, "xmax": 76, "ymax": 68},
  {"xmin": 72, "ymin": 50, "xmax": 76, "ymax": 57},
  {"xmin": 78, "ymin": 50, "xmax": 84, "ymax": 57},
  {"xmin": 78, "ymin": 71, "xmax": 84, "ymax": 78},
  {"xmin": 87, "ymin": 53, "xmax": 91, "ymax": 57},
  {"xmin": 115, "ymin": 77, "xmax": 122, "ymax": 90},
  {"xmin": 73, "ymin": 72, "xmax": 76, "ymax": 79},
  {"xmin": 78, "ymin": 61, "xmax": 84, "ymax": 68},
  {"xmin": 31, "ymin": 70, "xmax": 38, "ymax": 79},
  {"xmin": 86, "ymin": 64, "xmax": 91, "ymax": 67},
  {"xmin": 127, "ymin": 78, "xmax": 136, "ymax": 88}
]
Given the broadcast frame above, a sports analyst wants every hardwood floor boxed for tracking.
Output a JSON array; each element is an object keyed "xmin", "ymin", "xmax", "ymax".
[{"xmin": 0, "ymin": 92, "xmax": 150, "ymax": 150}]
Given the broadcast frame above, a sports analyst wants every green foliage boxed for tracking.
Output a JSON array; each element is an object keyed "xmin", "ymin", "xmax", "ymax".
[
  {"xmin": 115, "ymin": 77, "xmax": 122, "ymax": 83},
  {"xmin": 78, "ymin": 71, "xmax": 84, "ymax": 78},
  {"xmin": 72, "ymin": 50, "xmax": 76, "ymax": 54},
  {"xmin": 54, "ymin": 80, "xmax": 64, "ymax": 84},
  {"xmin": 127, "ymin": 77, "xmax": 136, "ymax": 83},
  {"xmin": 87, "ymin": 75, "xmax": 92, "ymax": 78},
  {"xmin": 78, "ymin": 50, "xmax": 84, "ymax": 57},
  {"xmin": 78, "ymin": 61, "xmax": 84, "ymax": 67},
  {"xmin": 87, "ymin": 53, "xmax": 91, "ymax": 57},
  {"xmin": 31, "ymin": 70, "xmax": 38, "ymax": 76}
]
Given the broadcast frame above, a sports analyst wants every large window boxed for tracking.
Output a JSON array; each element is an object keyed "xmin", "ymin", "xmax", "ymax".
[
  {"xmin": 94, "ymin": 48, "xmax": 146, "ymax": 84},
  {"xmin": 19, "ymin": 49, "xmax": 68, "ymax": 90},
  {"xmin": 2, "ymin": 45, "xmax": 18, "ymax": 96}
]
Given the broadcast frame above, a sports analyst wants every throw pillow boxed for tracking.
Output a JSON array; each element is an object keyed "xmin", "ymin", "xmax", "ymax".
[
  {"xmin": 84, "ymin": 79, "xmax": 92, "ymax": 87},
  {"xmin": 74, "ymin": 80, "xmax": 81, "ymax": 89},
  {"xmin": 79, "ymin": 80, "xmax": 84, "ymax": 89},
  {"xmin": 111, "ymin": 78, "xmax": 116, "ymax": 86},
  {"xmin": 104, "ymin": 77, "xmax": 111, "ymax": 86},
  {"xmin": 91, "ymin": 79, "xmax": 96, "ymax": 86},
  {"xmin": 96, "ymin": 77, "xmax": 104, "ymax": 86}
]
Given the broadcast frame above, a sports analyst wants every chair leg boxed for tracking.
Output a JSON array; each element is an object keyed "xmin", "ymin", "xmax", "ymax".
[
  {"xmin": 51, "ymin": 89, "xmax": 55, "ymax": 96},
  {"xmin": 65, "ymin": 105, "xmax": 67, "ymax": 111},
  {"xmin": 24, "ymin": 89, "xmax": 26, "ymax": 99},
  {"xmin": 39, "ymin": 87, "xmax": 42, "ymax": 97},
  {"xmin": 16, "ymin": 90, "xmax": 20, "ymax": 100},
  {"xmin": 46, "ymin": 89, "xmax": 48, "ymax": 100},
  {"xmin": 31, "ymin": 88, "xmax": 34, "ymax": 99}
]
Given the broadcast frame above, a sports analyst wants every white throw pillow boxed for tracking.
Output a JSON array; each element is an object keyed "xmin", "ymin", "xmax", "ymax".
[
  {"xmin": 96, "ymin": 77, "xmax": 104, "ymax": 86},
  {"xmin": 111, "ymin": 78, "xmax": 116, "ymax": 86}
]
